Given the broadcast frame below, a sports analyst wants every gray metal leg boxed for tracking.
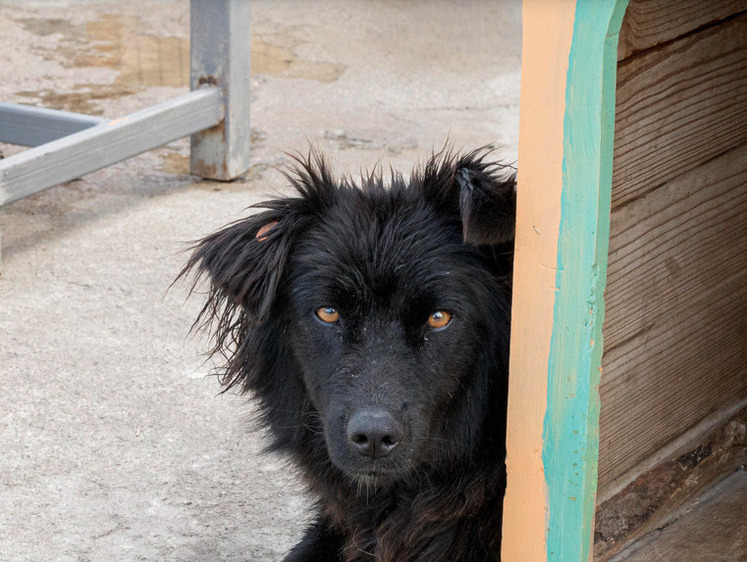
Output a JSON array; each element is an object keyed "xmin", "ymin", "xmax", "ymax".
[{"xmin": 190, "ymin": 0, "xmax": 251, "ymax": 180}]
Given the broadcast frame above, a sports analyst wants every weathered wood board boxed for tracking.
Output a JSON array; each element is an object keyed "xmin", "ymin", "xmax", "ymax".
[
  {"xmin": 596, "ymin": 406, "xmax": 747, "ymax": 559},
  {"xmin": 608, "ymin": 469, "xmax": 747, "ymax": 561},
  {"xmin": 502, "ymin": 0, "xmax": 578, "ymax": 559},
  {"xmin": 504, "ymin": 1, "xmax": 629, "ymax": 559},
  {"xmin": 599, "ymin": 8, "xmax": 747, "ymax": 500},
  {"xmin": 617, "ymin": 0, "xmax": 745, "ymax": 60},
  {"xmin": 509, "ymin": 0, "xmax": 746, "ymax": 558},
  {"xmin": 612, "ymin": 13, "xmax": 747, "ymax": 209},
  {"xmin": 600, "ymin": 145, "xmax": 747, "ymax": 496}
]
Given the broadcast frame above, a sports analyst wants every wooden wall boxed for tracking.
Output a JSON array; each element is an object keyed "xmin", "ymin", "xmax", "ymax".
[
  {"xmin": 598, "ymin": 0, "xmax": 747, "ymax": 505},
  {"xmin": 506, "ymin": 2, "xmax": 744, "ymax": 558}
]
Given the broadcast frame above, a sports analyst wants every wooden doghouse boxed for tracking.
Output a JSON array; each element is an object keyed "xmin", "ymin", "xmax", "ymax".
[{"xmin": 502, "ymin": 1, "xmax": 746, "ymax": 559}]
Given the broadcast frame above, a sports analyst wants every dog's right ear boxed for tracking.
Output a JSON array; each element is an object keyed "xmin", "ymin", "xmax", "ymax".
[
  {"xmin": 180, "ymin": 152, "xmax": 338, "ymax": 324},
  {"xmin": 182, "ymin": 207, "xmax": 304, "ymax": 322},
  {"xmin": 454, "ymin": 153, "xmax": 516, "ymax": 246}
]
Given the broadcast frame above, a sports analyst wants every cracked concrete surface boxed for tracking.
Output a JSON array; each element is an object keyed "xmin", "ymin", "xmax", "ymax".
[{"xmin": 0, "ymin": 1, "xmax": 521, "ymax": 559}]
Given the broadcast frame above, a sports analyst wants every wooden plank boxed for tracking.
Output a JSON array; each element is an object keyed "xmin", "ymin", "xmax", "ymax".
[
  {"xmin": 597, "ymin": 398, "xmax": 746, "ymax": 506},
  {"xmin": 612, "ymin": 14, "xmax": 747, "ymax": 209},
  {"xmin": 502, "ymin": 0, "xmax": 578, "ymax": 557},
  {"xmin": 0, "ymin": 103, "xmax": 105, "ymax": 147},
  {"xmin": 0, "ymin": 87, "xmax": 222, "ymax": 207},
  {"xmin": 598, "ymin": 144, "xmax": 747, "ymax": 498},
  {"xmin": 542, "ymin": 3, "xmax": 628, "ymax": 559},
  {"xmin": 505, "ymin": 1, "xmax": 629, "ymax": 560},
  {"xmin": 618, "ymin": 0, "xmax": 745, "ymax": 60},
  {"xmin": 189, "ymin": 0, "xmax": 251, "ymax": 181}
]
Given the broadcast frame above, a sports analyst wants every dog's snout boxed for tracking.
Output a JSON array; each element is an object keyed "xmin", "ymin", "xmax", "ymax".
[{"xmin": 346, "ymin": 409, "xmax": 403, "ymax": 459}]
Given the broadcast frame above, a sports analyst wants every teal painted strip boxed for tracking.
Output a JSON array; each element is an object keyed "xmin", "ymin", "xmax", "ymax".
[{"xmin": 542, "ymin": 0, "xmax": 628, "ymax": 560}]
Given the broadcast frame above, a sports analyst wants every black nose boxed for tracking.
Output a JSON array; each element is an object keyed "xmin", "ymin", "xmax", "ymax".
[{"xmin": 346, "ymin": 409, "xmax": 403, "ymax": 459}]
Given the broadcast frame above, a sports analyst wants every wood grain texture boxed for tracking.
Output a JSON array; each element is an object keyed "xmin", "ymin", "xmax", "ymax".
[
  {"xmin": 617, "ymin": 0, "xmax": 745, "ymax": 60},
  {"xmin": 612, "ymin": 14, "xmax": 747, "ymax": 209},
  {"xmin": 598, "ymin": 143, "xmax": 747, "ymax": 497}
]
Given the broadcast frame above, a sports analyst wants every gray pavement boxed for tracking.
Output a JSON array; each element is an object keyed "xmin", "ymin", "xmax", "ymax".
[{"xmin": 0, "ymin": 1, "xmax": 521, "ymax": 560}]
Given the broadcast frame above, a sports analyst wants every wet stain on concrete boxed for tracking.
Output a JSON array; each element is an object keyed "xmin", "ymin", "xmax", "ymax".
[
  {"xmin": 86, "ymin": 15, "xmax": 189, "ymax": 88},
  {"xmin": 159, "ymin": 152, "xmax": 190, "ymax": 176},
  {"xmin": 252, "ymin": 38, "xmax": 346, "ymax": 83},
  {"xmin": 15, "ymin": 17, "xmax": 84, "ymax": 38},
  {"xmin": 14, "ymin": 85, "xmax": 135, "ymax": 116},
  {"xmin": 17, "ymin": 15, "xmax": 189, "ymax": 88},
  {"xmin": 15, "ymin": 15, "xmax": 346, "ymax": 111},
  {"xmin": 14, "ymin": 14, "xmax": 185, "ymax": 112}
]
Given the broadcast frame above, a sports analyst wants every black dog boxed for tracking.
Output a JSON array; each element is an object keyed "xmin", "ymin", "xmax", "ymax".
[{"xmin": 182, "ymin": 149, "xmax": 515, "ymax": 561}]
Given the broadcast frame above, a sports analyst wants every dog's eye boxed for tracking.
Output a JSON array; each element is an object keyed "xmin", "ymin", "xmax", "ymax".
[
  {"xmin": 427, "ymin": 311, "xmax": 452, "ymax": 330},
  {"xmin": 315, "ymin": 307, "xmax": 340, "ymax": 324}
]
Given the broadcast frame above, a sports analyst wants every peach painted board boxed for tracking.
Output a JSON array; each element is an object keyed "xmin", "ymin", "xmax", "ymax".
[{"xmin": 502, "ymin": 1, "xmax": 628, "ymax": 560}]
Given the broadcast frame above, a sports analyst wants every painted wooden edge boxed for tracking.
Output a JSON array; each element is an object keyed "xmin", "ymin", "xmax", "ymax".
[
  {"xmin": 501, "ymin": 1, "xmax": 578, "ymax": 560},
  {"xmin": 503, "ymin": 0, "xmax": 628, "ymax": 559},
  {"xmin": 543, "ymin": 1, "xmax": 628, "ymax": 560}
]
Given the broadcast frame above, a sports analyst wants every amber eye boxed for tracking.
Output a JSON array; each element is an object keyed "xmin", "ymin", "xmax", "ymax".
[
  {"xmin": 427, "ymin": 310, "xmax": 452, "ymax": 330},
  {"xmin": 315, "ymin": 307, "xmax": 340, "ymax": 324}
]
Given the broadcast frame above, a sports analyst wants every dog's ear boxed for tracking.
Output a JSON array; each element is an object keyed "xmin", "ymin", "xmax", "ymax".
[
  {"xmin": 181, "ymin": 153, "xmax": 337, "ymax": 323},
  {"xmin": 183, "ymin": 207, "xmax": 302, "ymax": 322},
  {"xmin": 455, "ymin": 152, "xmax": 516, "ymax": 245},
  {"xmin": 422, "ymin": 149, "xmax": 516, "ymax": 245}
]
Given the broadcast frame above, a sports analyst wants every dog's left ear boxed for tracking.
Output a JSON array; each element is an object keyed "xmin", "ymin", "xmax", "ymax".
[{"xmin": 422, "ymin": 149, "xmax": 516, "ymax": 245}]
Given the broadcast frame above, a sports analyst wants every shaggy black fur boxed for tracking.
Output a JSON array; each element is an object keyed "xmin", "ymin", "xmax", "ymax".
[{"xmin": 181, "ymin": 148, "xmax": 516, "ymax": 561}]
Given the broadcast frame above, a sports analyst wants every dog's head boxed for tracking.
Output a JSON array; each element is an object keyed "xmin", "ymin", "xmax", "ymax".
[{"xmin": 183, "ymin": 149, "xmax": 515, "ymax": 486}]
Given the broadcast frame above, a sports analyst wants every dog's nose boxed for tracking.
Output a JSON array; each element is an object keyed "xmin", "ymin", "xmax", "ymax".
[{"xmin": 347, "ymin": 409, "xmax": 403, "ymax": 459}]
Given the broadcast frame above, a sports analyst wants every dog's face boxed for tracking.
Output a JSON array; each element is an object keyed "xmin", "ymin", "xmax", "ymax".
[
  {"xmin": 183, "ymin": 149, "xmax": 515, "ymax": 488},
  {"xmin": 286, "ymin": 194, "xmax": 507, "ymax": 483}
]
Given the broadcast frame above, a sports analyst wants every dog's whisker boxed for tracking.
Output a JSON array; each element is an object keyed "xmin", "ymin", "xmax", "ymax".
[{"xmin": 351, "ymin": 527, "xmax": 376, "ymax": 558}]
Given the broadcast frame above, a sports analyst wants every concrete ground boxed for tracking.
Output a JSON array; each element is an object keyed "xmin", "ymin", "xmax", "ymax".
[{"xmin": 0, "ymin": 1, "xmax": 521, "ymax": 560}]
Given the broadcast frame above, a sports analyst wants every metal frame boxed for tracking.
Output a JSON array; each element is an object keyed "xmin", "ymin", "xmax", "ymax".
[{"xmin": 0, "ymin": 0, "xmax": 251, "ymax": 257}]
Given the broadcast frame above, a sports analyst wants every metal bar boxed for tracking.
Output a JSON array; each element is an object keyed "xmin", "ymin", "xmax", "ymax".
[
  {"xmin": 0, "ymin": 102, "xmax": 106, "ymax": 147},
  {"xmin": 190, "ymin": 0, "xmax": 251, "ymax": 181},
  {"xmin": 0, "ymin": 87, "xmax": 223, "ymax": 207}
]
